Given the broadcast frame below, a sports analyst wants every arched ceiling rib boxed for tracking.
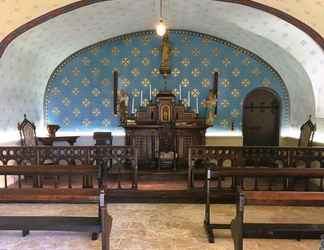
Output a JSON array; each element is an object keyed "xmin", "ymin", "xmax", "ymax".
[
  {"xmin": 0, "ymin": 0, "xmax": 323, "ymax": 135},
  {"xmin": 1, "ymin": 0, "xmax": 324, "ymax": 41}
]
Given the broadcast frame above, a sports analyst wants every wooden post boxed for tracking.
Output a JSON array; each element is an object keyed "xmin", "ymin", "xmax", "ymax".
[
  {"xmin": 133, "ymin": 148, "xmax": 138, "ymax": 189},
  {"xmin": 231, "ymin": 191, "xmax": 245, "ymax": 250},
  {"xmin": 204, "ymin": 167, "xmax": 215, "ymax": 243},
  {"xmin": 100, "ymin": 189, "xmax": 112, "ymax": 250},
  {"xmin": 188, "ymin": 148, "xmax": 193, "ymax": 188},
  {"xmin": 204, "ymin": 168, "xmax": 211, "ymax": 226}
]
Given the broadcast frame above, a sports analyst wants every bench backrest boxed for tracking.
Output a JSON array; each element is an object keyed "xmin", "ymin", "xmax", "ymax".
[
  {"xmin": 242, "ymin": 191, "xmax": 324, "ymax": 206},
  {"xmin": 0, "ymin": 164, "xmax": 102, "ymax": 189},
  {"xmin": 207, "ymin": 167, "xmax": 324, "ymax": 191}
]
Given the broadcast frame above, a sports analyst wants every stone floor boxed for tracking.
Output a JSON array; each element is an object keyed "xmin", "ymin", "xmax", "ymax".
[{"xmin": 0, "ymin": 203, "xmax": 323, "ymax": 250}]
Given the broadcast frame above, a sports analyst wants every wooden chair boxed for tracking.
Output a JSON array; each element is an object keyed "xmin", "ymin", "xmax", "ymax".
[
  {"xmin": 93, "ymin": 132, "xmax": 112, "ymax": 145},
  {"xmin": 17, "ymin": 114, "xmax": 37, "ymax": 146},
  {"xmin": 18, "ymin": 114, "xmax": 54, "ymax": 186},
  {"xmin": 298, "ymin": 115, "xmax": 316, "ymax": 147}
]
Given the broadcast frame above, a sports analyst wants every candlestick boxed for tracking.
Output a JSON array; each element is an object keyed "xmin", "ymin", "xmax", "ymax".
[
  {"xmin": 196, "ymin": 96, "xmax": 199, "ymax": 114},
  {"xmin": 150, "ymin": 84, "xmax": 152, "ymax": 101},
  {"xmin": 140, "ymin": 90, "xmax": 143, "ymax": 106},
  {"xmin": 179, "ymin": 84, "xmax": 182, "ymax": 101},
  {"xmin": 149, "ymin": 84, "xmax": 152, "ymax": 101},
  {"xmin": 187, "ymin": 89, "xmax": 191, "ymax": 107}
]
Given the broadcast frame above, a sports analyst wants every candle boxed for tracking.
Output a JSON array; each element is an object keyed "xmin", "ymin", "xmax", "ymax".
[
  {"xmin": 196, "ymin": 96, "xmax": 199, "ymax": 114},
  {"xmin": 187, "ymin": 89, "xmax": 191, "ymax": 107},
  {"xmin": 149, "ymin": 84, "xmax": 152, "ymax": 101},
  {"xmin": 140, "ymin": 90, "xmax": 143, "ymax": 106},
  {"xmin": 179, "ymin": 84, "xmax": 182, "ymax": 100},
  {"xmin": 132, "ymin": 96, "xmax": 135, "ymax": 113}
]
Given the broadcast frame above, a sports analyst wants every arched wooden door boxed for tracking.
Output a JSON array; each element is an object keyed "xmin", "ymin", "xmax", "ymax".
[{"xmin": 243, "ymin": 88, "xmax": 281, "ymax": 146}]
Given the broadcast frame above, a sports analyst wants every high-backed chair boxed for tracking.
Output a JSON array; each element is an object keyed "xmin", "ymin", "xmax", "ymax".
[
  {"xmin": 298, "ymin": 115, "xmax": 316, "ymax": 147},
  {"xmin": 17, "ymin": 114, "xmax": 37, "ymax": 146}
]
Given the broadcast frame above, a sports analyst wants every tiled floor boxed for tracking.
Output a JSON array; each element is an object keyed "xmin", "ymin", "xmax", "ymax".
[{"xmin": 0, "ymin": 203, "xmax": 323, "ymax": 250}]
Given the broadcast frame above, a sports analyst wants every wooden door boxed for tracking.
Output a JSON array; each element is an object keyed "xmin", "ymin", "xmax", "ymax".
[{"xmin": 243, "ymin": 88, "xmax": 280, "ymax": 146}]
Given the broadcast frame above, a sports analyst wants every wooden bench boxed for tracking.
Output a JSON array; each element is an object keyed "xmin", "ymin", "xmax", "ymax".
[
  {"xmin": 0, "ymin": 164, "xmax": 112, "ymax": 250},
  {"xmin": 231, "ymin": 190, "xmax": 324, "ymax": 250},
  {"xmin": 204, "ymin": 167, "xmax": 324, "ymax": 243}
]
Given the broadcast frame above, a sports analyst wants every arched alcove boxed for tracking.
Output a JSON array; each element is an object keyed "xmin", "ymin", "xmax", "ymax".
[{"xmin": 44, "ymin": 30, "xmax": 290, "ymax": 134}]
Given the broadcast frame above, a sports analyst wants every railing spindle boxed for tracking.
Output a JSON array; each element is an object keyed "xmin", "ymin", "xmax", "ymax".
[{"xmin": 18, "ymin": 175, "xmax": 22, "ymax": 189}]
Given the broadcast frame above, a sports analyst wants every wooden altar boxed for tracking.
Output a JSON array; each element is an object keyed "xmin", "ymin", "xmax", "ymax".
[{"xmin": 122, "ymin": 90, "xmax": 208, "ymax": 169}]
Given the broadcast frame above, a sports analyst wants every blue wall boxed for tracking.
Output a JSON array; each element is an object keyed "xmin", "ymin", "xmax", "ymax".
[{"xmin": 45, "ymin": 30, "xmax": 289, "ymax": 133}]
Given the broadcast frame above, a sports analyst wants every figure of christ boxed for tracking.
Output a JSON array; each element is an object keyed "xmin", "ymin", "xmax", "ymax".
[{"xmin": 160, "ymin": 33, "xmax": 171, "ymax": 77}]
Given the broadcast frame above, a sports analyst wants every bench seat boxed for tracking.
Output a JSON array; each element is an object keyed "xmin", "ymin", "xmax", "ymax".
[
  {"xmin": 0, "ymin": 216, "xmax": 101, "ymax": 232},
  {"xmin": 0, "ymin": 188, "xmax": 99, "ymax": 203},
  {"xmin": 233, "ymin": 222, "xmax": 324, "ymax": 239}
]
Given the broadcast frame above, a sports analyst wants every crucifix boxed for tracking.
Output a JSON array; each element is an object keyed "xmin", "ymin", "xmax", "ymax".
[{"xmin": 159, "ymin": 33, "xmax": 171, "ymax": 80}]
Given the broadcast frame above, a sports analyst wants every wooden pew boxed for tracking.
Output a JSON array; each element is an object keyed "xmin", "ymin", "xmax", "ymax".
[
  {"xmin": 231, "ymin": 191, "xmax": 324, "ymax": 250},
  {"xmin": 0, "ymin": 164, "xmax": 112, "ymax": 250},
  {"xmin": 204, "ymin": 167, "xmax": 324, "ymax": 243}
]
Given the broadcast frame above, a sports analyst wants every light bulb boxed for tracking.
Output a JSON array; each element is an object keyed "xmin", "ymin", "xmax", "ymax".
[{"xmin": 156, "ymin": 19, "xmax": 166, "ymax": 37}]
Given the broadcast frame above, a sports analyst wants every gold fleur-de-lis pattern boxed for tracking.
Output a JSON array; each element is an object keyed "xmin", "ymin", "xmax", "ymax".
[
  {"xmin": 201, "ymin": 79, "xmax": 210, "ymax": 88},
  {"xmin": 172, "ymin": 68, "xmax": 181, "ymax": 77},
  {"xmin": 221, "ymin": 99, "xmax": 230, "ymax": 108},
  {"xmin": 45, "ymin": 30, "xmax": 289, "ymax": 132}
]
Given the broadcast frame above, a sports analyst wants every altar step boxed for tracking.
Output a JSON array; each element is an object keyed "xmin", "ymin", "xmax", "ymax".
[
  {"xmin": 114, "ymin": 169, "xmax": 206, "ymax": 180},
  {"xmin": 137, "ymin": 170, "xmax": 188, "ymax": 181}
]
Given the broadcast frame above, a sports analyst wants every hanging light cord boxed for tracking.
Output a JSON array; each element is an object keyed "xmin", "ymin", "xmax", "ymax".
[{"xmin": 160, "ymin": 0, "xmax": 163, "ymax": 20}]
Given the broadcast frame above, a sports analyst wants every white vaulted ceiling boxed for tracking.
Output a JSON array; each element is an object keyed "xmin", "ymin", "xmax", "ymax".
[
  {"xmin": 1, "ymin": 0, "xmax": 324, "ymax": 40},
  {"xmin": 0, "ymin": 0, "xmax": 323, "ymax": 139}
]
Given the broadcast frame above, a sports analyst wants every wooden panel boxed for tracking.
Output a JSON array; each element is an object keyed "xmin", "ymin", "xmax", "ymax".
[
  {"xmin": 0, "ymin": 216, "xmax": 101, "ymax": 232},
  {"xmin": 243, "ymin": 88, "xmax": 280, "ymax": 146}
]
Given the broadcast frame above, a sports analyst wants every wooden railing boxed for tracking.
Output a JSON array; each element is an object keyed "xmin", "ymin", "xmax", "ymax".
[
  {"xmin": 0, "ymin": 146, "xmax": 138, "ymax": 190},
  {"xmin": 188, "ymin": 146, "xmax": 324, "ymax": 188}
]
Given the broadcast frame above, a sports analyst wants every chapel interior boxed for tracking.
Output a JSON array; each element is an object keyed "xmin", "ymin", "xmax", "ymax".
[{"xmin": 1, "ymin": 1, "xmax": 324, "ymax": 250}]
